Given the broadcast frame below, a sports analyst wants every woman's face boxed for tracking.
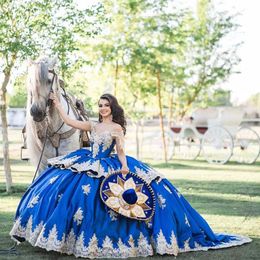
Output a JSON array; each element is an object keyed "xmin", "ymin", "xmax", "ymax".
[{"xmin": 98, "ymin": 98, "xmax": 112, "ymax": 118}]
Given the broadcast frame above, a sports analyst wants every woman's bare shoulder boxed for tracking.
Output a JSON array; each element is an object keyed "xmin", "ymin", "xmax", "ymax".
[{"xmin": 112, "ymin": 123, "xmax": 123, "ymax": 132}]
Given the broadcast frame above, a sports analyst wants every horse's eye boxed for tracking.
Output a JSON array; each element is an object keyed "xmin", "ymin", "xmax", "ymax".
[{"xmin": 48, "ymin": 79, "xmax": 52, "ymax": 84}]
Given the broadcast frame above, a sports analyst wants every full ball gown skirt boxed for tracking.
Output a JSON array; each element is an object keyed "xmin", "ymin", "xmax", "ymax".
[{"xmin": 10, "ymin": 125, "xmax": 251, "ymax": 258}]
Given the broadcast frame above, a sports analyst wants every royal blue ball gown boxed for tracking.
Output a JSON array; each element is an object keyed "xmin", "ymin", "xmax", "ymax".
[{"xmin": 10, "ymin": 122, "xmax": 251, "ymax": 258}]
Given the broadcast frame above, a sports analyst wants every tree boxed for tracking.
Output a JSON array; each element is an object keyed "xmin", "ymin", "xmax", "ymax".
[
  {"xmin": 129, "ymin": 1, "xmax": 187, "ymax": 162},
  {"xmin": 244, "ymin": 93, "xmax": 260, "ymax": 110},
  {"xmin": 0, "ymin": 0, "xmax": 104, "ymax": 192},
  {"xmin": 89, "ymin": 0, "xmax": 187, "ymax": 162},
  {"xmin": 8, "ymin": 75, "xmax": 27, "ymax": 108},
  {"xmin": 87, "ymin": 0, "xmax": 156, "ymax": 157},
  {"xmin": 173, "ymin": 0, "xmax": 241, "ymax": 119},
  {"xmin": 79, "ymin": 0, "xmax": 241, "ymax": 161},
  {"xmin": 47, "ymin": 1, "xmax": 106, "ymax": 83},
  {"xmin": 206, "ymin": 88, "xmax": 231, "ymax": 107},
  {"xmin": 0, "ymin": 0, "xmax": 52, "ymax": 192}
]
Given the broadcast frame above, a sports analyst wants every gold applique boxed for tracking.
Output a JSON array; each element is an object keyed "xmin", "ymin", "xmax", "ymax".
[
  {"xmin": 90, "ymin": 131, "xmax": 113, "ymax": 157},
  {"xmin": 10, "ymin": 215, "xmax": 252, "ymax": 258},
  {"xmin": 48, "ymin": 155, "xmax": 81, "ymax": 168}
]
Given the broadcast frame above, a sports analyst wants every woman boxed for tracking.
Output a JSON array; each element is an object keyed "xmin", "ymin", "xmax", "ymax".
[{"xmin": 10, "ymin": 93, "xmax": 251, "ymax": 258}]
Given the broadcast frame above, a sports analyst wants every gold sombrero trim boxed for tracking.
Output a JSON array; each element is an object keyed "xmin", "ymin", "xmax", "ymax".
[{"xmin": 100, "ymin": 170, "xmax": 156, "ymax": 221}]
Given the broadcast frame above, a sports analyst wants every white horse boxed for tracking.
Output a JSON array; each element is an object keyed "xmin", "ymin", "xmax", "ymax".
[{"xmin": 26, "ymin": 57, "xmax": 82, "ymax": 175}]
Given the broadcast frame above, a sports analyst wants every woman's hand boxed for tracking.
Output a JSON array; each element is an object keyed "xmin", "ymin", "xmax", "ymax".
[
  {"xmin": 49, "ymin": 92, "xmax": 61, "ymax": 109},
  {"xmin": 121, "ymin": 166, "xmax": 129, "ymax": 175}
]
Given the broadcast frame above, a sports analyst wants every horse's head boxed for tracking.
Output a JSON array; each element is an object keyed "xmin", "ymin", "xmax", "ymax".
[{"xmin": 27, "ymin": 57, "xmax": 59, "ymax": 122}]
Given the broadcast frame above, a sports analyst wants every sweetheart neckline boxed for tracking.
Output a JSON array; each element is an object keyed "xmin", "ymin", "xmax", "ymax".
[{"xmin": 91, "ymin": 130, "xmax": 113, "ymax": 137}]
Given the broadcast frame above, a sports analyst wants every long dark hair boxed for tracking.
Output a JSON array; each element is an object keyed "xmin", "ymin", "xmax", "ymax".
[{"xmin": 98, "ymin": 93, "xmax": 126, "ymax": 134}]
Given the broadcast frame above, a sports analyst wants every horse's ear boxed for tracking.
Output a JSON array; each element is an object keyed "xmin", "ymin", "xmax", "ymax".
[
  {"xmin": 59, "ymin": 79, "xmax": 64, "ymax": 88},
  {"xmin": 53, "ymin": 77, "xmax": 62, "ymax": 95},
  {"xmin": 49, "ymin": 55, "xmax": 58, "ymax": 69}
]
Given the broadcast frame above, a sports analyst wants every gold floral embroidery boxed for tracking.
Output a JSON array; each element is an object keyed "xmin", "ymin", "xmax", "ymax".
[
  {"xmin": 163, "ymin": 184, "xmax": 172, "ymax": 194},
  {"xmin": 73, "ymin": 208, "xmax": 84, "ymax": 225},
  {"xmin": 47, "ymin": 154, "xmax": 66, "ymax": 165},
  {"xmin": 90, "ymin": 131, "xmax": 113, "ymax": 157},
  {"xmin": 82, "ymin": 184, "xmax": 91, "ymax": 195},
  {"xmin": 49, "ymin": 176, "xmax": 58, "ymax": 184},
  {"xmin": 108, "ymin": 209, "xmax": 118, "ymax": 221},
  {"xmin": 111, "ymin": 131, "xmax": 125, "ymax": 151},
  {"xmin": 27, "ymin": 195, "xmax": 39, "ymax": 208},
  {"xmin": 10, "ymin": 216, "xmax": 252, "ymax": 258},
  {"xmin": 157, "ymin": 193, "xmax": 166, "ymax": 209},
  {"xmin": 183, "ymin": 238, "xmax": 190, "ymax": 250},
  {"xmin": 156, "ymin": 229, "xmax": 179, "ymax": 256},
  {"xmin": 70, "ymin": 160, "xmax": 106, "ymax": 177},
  {"xmin": 48, "ymin": 155, "xmax": 80, "ymax": 168},
  {"xmin": 184, "ymin": 214, "xmax": 190, "ymax": 227},
  {"xmin": 134, "ymin": 166, "xmax": 164, "ymax": 184}
]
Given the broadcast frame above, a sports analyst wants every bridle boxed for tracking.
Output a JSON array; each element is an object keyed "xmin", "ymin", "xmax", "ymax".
[
  {"xmin": 46, "ymin": 69, "xmax": 57, "ymax": 107},
  {"xmin": 29, "ymin": 68, "xmax": 69, "ymax": 128},
  {"xmin": 44, "ymin": 68, "xmax": 68, "ymax": 133},
  {"xmin": 30, "ymin": 68, "xmax": 73, "ymax": 181}
]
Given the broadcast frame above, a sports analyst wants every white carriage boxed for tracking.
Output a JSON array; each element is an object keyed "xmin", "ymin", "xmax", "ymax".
[{"xmin": 170, "ymin": 107, "xmax": 260, "ymax": 164}]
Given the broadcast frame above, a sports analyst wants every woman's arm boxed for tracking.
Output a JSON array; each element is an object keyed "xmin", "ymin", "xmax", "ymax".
[
  {"xmin": 112, "ymin": 127, "xmax": 129, "ymax": 174},
  {"xmin": 50, "ymin": 93, "xmax": 91, "ymax": 131}
]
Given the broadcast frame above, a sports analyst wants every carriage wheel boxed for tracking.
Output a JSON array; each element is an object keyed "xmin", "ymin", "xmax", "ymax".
[
  {"xmin": 173, "ymin": 136, "xmax": 201, "ymax": 160},
  {"xmin": 141, "ymin": 131, "xmax": 174, "ymax": 161},
  {"xmin": 202, "ymin": 126, "xmax": 233, "ymax": 164},
  {"xmin": 233, "ymin": 127, "xmax": 260, "ymax": 164}
]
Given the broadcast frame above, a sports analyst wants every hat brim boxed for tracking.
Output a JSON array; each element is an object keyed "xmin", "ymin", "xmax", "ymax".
[{"xmin": 100, "ymin": 172, "xmax": 155, "ymax": 221}]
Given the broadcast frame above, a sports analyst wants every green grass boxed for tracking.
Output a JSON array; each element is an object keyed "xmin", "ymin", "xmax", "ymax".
[{"xmin": 0, "ymin": 129, "xmax": 260, "ymax": 259}]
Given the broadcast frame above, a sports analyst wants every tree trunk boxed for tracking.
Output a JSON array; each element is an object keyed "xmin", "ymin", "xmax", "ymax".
[
  {"xmin": 168, "ymin": 89, "xmax": 174, "ymax": 128},
  {"xmin": 0, "ymin": 71, "xmax": 13, "ymax": 193},
  {"xmin": 134, "ymin": 121, "xmax": 140, "ymax": 159},
  {"xmin": 114, "ymin": 60, "xmax": 119, "ymax": 96},
  {"xmin": 130, "ymin": 94, "xmax": 140, "ymax": 159},
  {"xmin": 156, "ymin": 71, "xmax": 168, "ymax": 163},
  {"xmin": 179, "ymin": 83, "xmax": 203, "ymax": 119}
]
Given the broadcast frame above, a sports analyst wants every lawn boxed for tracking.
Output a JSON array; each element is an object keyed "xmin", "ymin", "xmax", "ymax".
[{"xmin": 0, "ymin": 129, "xmax": 260, "ymax": 259}]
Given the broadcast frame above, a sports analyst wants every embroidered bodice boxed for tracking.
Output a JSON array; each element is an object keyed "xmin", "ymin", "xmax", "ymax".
[
  {"xmin": 47, "ymin": 121, "xmax": 163, "ymax": 183},
  {"xmin": 89, "ymin": 130, "xmax": 116, "ymax": 158}
]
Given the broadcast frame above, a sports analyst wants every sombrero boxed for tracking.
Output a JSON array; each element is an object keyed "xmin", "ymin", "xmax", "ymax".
[{"xmin": 100, "ymin": 171, "xmax": 155, "ymax": 221}]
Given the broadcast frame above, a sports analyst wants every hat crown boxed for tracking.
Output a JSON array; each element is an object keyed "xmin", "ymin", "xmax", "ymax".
[{"xmin": 122, "ymin": 188, "xmax": 138, "ymax": 204}]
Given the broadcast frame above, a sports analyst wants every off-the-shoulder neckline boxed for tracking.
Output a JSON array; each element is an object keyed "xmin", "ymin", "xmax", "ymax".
[
  {"xmin": 92, "ymin": 130, "xmax": 112, "ymax": 136},
  {"xmin": 92, "ymin": 122, "xmax": 123, "ymax": 136}
]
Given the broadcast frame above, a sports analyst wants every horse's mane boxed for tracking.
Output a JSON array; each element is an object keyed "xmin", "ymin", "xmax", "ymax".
[
  {"xmin": 28, "ymin": 57, "xmax": 53, "ymax": 92},
  {"xmin": 26, "ymin": 56, "xmax": 81, "ymax": 174},
  {"xmin": 26, "ymin": 57, "xmax": 57, "ymax": 169}
]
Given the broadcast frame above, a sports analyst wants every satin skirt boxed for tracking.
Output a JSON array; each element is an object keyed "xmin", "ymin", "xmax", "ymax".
[{"xmin": 10, "ymin": 149, "xmax": 251, "ymax": 258}]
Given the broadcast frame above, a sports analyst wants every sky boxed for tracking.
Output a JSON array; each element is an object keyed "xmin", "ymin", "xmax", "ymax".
[
  {"xmin": 216, "ymin": 0, "xmax": 260, "ymax": 104},
  {"xmin": 4, "ymin": 1, "xmax": 258, "ymax": 105},
  {"xmin": 80, "ymin": 0, "xmax": 260, "ymax": 105},
  {"xmin": 175, "ymin": 0, "xmax": 260, "ymax": 104}
]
